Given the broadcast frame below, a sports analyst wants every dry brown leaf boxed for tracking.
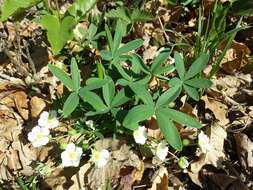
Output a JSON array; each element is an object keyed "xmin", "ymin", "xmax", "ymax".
[
  {"xmin": 220, "ymin": 41, "xmax": 251, "ymax": 74},
  {"xmin": 234, "ymin": 133, "xmax": 253, "ymax": 172},
  {"xmin": 0, "ymin": 91, "xmax": 29, "ymax": 120},
  {"xmin": 189, "ymin": 124, "xmax": 227, "ymax": 187},
  {"xmin": 30, "ymin": 96, "xmax": 46, "ymax": 118},
  {"xmin": 148, "ymin": 166, "xmax": 169, "ymax": 190},
  {"xmin": 201, "ymin": 95, "xmax": 229, "ymax": 126}
]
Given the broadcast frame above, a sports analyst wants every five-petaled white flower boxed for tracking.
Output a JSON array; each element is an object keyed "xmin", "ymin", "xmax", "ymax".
[
  {"xmin": 90, "ymin": 149, "xmax": 110, "ymax": 168},
  {"xmin": 178, "ymin": 156, "xmax": 189, "ymax": 170},
  {"xmin": 61, "ymin": 143, "xmax": 83, "ymax": 167},
  {"xmin": 198, "ymin": 131, "xmax": 212, "ymax": 154},
  {"xmin": 28, "ymin": 126, "xmax": 50, "ymax": 147},
  {"xmin": 38, "ymin": 111, "xmax": 59, "ymax": 129},
  {"xmin": 133, "ymin": 126, "xmax": 147, "ymax": 145},
  {"xmin": 156, "ymin": 141, "xmax": 169, "ymax": 161}
]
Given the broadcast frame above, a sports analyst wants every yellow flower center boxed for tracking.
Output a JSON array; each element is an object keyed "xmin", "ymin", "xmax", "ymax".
[{"xmin": 68, "ymin": 151, "xmax": 78, "ymax": 160}]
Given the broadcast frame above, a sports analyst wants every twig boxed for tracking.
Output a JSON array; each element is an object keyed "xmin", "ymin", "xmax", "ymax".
[
  {"xmin": 23, "ymin": 39, "xmax": 36, "ymax": 74},
  {"xmin": 158, "ymin": 17, "xmax": 170, "ymax": 43}
]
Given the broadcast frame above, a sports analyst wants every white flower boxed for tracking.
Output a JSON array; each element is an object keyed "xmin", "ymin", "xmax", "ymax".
[
  {"xmin": 90, "ymin": 149, "xmax": 110, "ymax": 168},
  {"xmin": 61, "ymin": 143, "xmax": 83, "ymax": 167},
  {"xmin": 198, "ymin": 131, "xmax": 212, "ymax": 154},
  {"xmin": 85, "ymin": 120, "xmax": 94, "ymax": 129},
  {"xmin": 178, "ymin": 156, "xmax": 189, "ymax": 169},
  {"xmin": 38, "ymin": 111, "xmax": 59, "ymax": 129},
  {"xmin": 156, "ymin": 141, "xmax": 168, "ymax": 161},
  {"xmin": 133, "ymin": 126, "xmax": 147, "ymax": 145},
  {"xmin": 28, "ymin": 126, "xmax": 50, "ymax": 147}
]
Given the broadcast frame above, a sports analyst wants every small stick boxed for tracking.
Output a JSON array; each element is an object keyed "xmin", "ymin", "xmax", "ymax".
[{"xmin": 23, "ymin": 39, "xmax": 36, "ymax": 74}]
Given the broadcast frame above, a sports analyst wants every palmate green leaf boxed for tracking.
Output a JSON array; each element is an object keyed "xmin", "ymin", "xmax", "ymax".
[
  {"xmin": 129, "ymin": 83, "xmax": 153, "ymax": 106},
  {"xmin": 70, "ymin": 58, "xmax": 80, "ymax": 91},
  {"xmin": 184, "ymin": 53, "xmax": 210, "ymax": 80},
  {"xmin": 79, "ymin": 88, "xmax": 108, "ymax": 111},
  {"xmin": 0, "ymin": 0, "xmax": 41, "ymax": 21},
  {"xmin": 48, "ymin": 64, "xmax": 74, "ymax": 90},
  {"xmin": 151, "ymin": 48, "xmax": 170, "ymax": 73},
  {"xmin": 156, "ymin": 108, "xmax": 182, "ymax": 150},
  {"xmin": 174, "ymin": 52, "xmax": 185, "ymax": 80},
  {"xmin": 114, "ymin": 39, "xmax": 143, "ymax": 58},
  {"xmin": 102, "ymin": 77, "xmax": 115, "ymax": 106},
  {"xmin": 123, "ymin": 105, "xmax": 154, "ymax": 129},
  {"xmin": 63, "ymin": 92, "xmax": 79, "ymax": 117},
  {"xmin": 156, "ymin": 85, "xmax": 182, "ymax": 107},
  {"xmin": 165, "ymin": 108, "xmax": 202, "ymax": 129},
  {"xmin": 183, "ymin": 84, "xmax": 199, "ymax": 101},
  {"xmin": 185, "ymin": 78, "xmax": 212, "ymax": 88},
  {"xmin": 40, "ymin": 14, "xmax": 76, "ymax": 54}
]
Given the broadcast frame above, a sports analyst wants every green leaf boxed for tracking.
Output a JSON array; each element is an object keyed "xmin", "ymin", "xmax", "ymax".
[
  {"xmin": 129, "ymin": 83, "xmax": 154, "ymax": 106},
  {"xmin": 166, "ymin": 108, "xmax": 202, "ymax": 129},
  {"xmin": 40, "ymin": 14, "xmax": 76, "ymax": 54},
  {"xmin": 48, "ymin": 64, "xmax": 74, "ymax": 90},
  {"xmin": 156, "ymin": 85, "xmax": 182, "ymax": 107},
  {"xmin": 0, "ymin": 0, "xmax": 40, "ymax": 21},
  {"xmin": 105, "ymin": 7, "xmax": 131, "ymax": 23},
  {"xmin": 112, "ymin": 20, "xmax": 123, "ymax": 56},
  {"xmin": 184, "ymin": 53, "xmax": 210, "ymax": 80},
  {"xmin": 102, "ymin": 77, "xmax": 115, "ymax": 106},
  {"xmin": 111, "ymin": 89, "xmax": 130, "ymax": 107},
  {"xmin": 70, "ymin": 58, "xmax": 80, "ymax": 91},
  {"xmin": 63, "ymin": 92, "xmax": 79, "ymax": 117},
  {"xmin": 174, "ymin": 52, "xmax": 185, "ymax": 80},
  {"xmin": 185, "ymin": 78, "xmax": 212, "ymax": 88},
  {"xmin": 130, "ymin": 9, "xmax": 154, "ymax": 22},
  {"xmin": 79, "ymin": 88, "xmax": 108, "ymax": 111},
  {"xmin": 123, "ymin": 105, "xmax": 154, "ymax": 129},
  {"xmin": 105, "ymin": 24, "xmax": 113, "ymax": 52},
  {"xmin": 68, "ymin": 0, "xmax": 97, "ymax": 18},
  {"xmin": 153, "ymin": 64, "xmax": 175, "ymax": 75},
  {"xmin": 130, "ymin": 54, "xmax": 150, "ymax": 74},
  {"xmin": 151, "ymin": 48, "xmax": 170, "ymax": 73},
  {"xmin": 156, "ymin": 108, "xmax": 182, "ymax": 150},
  {"xmin": 85, "ymin": 78, "xmax": 108, "ymax": 90},
  {"xmin": 114, "ymin": 39, "xmax": 143, "ymax": 58},
  {"xmin": 183, "ymin": 84, "xmax": 199, "ymax": 101}
]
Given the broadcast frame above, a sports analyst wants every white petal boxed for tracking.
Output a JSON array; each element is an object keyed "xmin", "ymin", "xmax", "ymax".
[{"xmin": 66, "ymin": 143, "xmax": 76, "ymax": 151}]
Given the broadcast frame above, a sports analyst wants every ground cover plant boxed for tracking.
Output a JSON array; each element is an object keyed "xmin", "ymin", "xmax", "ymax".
[{"xmin": 0, "ymin": 0, "xmax": 253, "ymax": 189}]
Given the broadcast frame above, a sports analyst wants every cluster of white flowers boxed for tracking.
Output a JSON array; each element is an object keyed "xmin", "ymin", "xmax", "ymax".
[{"xmin": 28, "ymin": 111, "xmax": 59, "ymax": 148}]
